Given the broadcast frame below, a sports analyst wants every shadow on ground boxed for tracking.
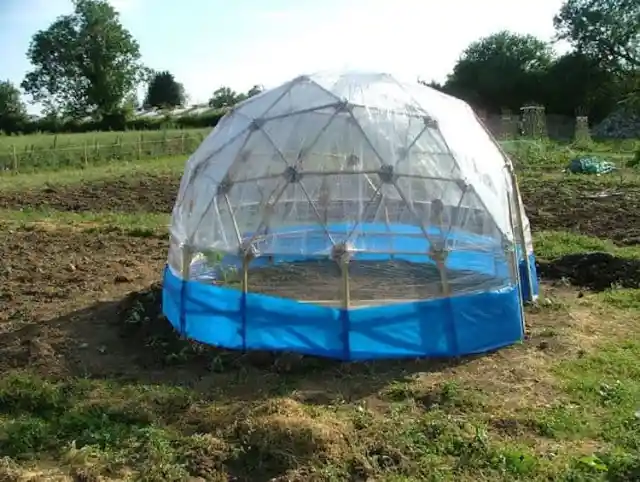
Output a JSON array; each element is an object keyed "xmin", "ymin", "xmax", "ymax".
[
  {"xmin": 2, "ymin": 250, "xmax": 636, "ymax": 403},
  {"xmin": 0, "ymin": 283, "xmax": 481, "ymax": 407},
  {"xmin": 0, "ymin": 246, "xmax": 635, "ymax": 480}
]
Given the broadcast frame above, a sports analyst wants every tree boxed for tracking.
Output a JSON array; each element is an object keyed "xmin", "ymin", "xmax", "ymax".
[
  {"xmin": 121, "ymin": 92, "xmax": 140, "ymax": 117},
  {"xmin": 444, "ymin": 31, "xmax": 554, "ymax": 112},
  {"xmin": 21, "ymin": 0, "xmax": 147, "ymax": 118},
  {"xmin": 0, "ymin": 81, "xmax": 28, "ymax": 133},
  {"xmin": 246, "ymin": 85, "xmax": 263, "ymax": 98},
  {"xmin": 144, "ymin": 71, "xmax": 186, "ymax": 109},
  {"xmin": 208, "ymin": 87, "xmax": 241, "ymax": 108},
  {"xmin": 418, "ymin": 79, "xmax": 446, "ymax": 92},
  {"xmin": 542, "ymin": 52, "xmax": 620, "ymax": 121},
  {"xmin": 554, "ymin": 0, "xmax": 639, "ymax": 73}
]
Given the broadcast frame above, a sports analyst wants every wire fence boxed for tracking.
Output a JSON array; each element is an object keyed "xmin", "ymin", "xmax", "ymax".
[
  {"xmin": 1, "ymin": 114, "xmax": 637, "ymax": 174},
  {"xmin": 0, "ymin": 131, "xmax": 208, "ymax": 172}
]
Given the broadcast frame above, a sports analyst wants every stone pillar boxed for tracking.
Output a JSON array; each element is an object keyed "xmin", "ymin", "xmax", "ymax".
[{"xmin": 520, "ymin": 105, "xmax": 548, "ymax": 139}]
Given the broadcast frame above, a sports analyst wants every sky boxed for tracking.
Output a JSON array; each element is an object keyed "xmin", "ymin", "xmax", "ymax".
[{"xmin": 0, "ymin": 0, "xmax": 569, "ymax": 113}]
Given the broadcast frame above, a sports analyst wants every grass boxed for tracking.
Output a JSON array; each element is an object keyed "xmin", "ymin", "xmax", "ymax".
[
  {"xmin": 0, "ymin": 139, "xmax": 639, "ymax": 480},
  {"xmin": 0, "ymin": 289, "xmax": 638, "ymax": 481},
  {"xmin": 0, "ymin": 128, "xmax": 637, "ymax": 175},
  {"xmin": 534, "ymin": 231, "xmax": 640, "ymax": 259},
  {"xmin": 0, "ymin": 128, "xmax": 211, "ymax": 150},
  {"xmin": 0, "ymin": 155, "xmax": 186, "ymax": 191},
  {"xmin": 0, "ymin": 129, "xmax": 209, "ymax": 172}
]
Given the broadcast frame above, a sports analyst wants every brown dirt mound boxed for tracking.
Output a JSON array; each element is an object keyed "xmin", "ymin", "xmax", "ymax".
[
  {"xmin": 0, "ymin": 175, "xmax": 179, "ymax": 213},
  {"xmin": 537, "ymin": 252, "xmax": 640, "ymax": 291}
]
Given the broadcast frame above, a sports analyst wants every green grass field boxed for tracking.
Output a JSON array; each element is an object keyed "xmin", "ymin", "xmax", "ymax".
[
  {"xmin": 0, "ymin": 127, "xmax": 638, "ymax": 174},
  {"xmin": 0, "ymin": 140, "xmax": 638, "ymax": 481},
  {"xmin": 0, "ymin": 129, "xmax": 211, "ymax": 172}
]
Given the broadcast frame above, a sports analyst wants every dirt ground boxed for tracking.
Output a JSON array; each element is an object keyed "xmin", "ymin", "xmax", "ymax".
[
  {"xmin": 0, "ymin": 170, "xmax": 639, "ymax": 384},
  {"xmin": 1, "ymin": 223, "xmax": 639, "ymax": 386},
  {"xmin": 1, "ymin": 173, "xmax": 640, "ymax": 244},
  {"xmin": 519, "ymin": 177, "xmax": 640, "ymax": 246},
  {"xmin": 0, "ymin": 227, "xmax": 170, "ymax": 380},
  {"xmin": 0, "ymin": 175, "xmax": 178, "ymax": 213}
]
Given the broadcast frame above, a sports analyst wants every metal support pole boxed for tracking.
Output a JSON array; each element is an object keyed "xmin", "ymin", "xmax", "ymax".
[
  {"xmin": 433, "ymin": 201, "xmax": 451, "ymax": 297},
  {"xmin": 341, "ymin": 260, "xmax": 351, "ymax": 309},
  {"xmin": 431, "ymin": 249, "xmax": 451, "ymax": 297},
  {"xmin": 384, "ymin": 205, "xmax": 394, "ymax": 260},
  {"xmin": 241, "ymin": 255, "xmax": 249, "ymax": 295},
  {"xmin": 239, "ymin": 245, "xmax": 256, "ymax": 353},
  {"xmin": 240, "ymin": 243, "xmax": 257, "ymax": 295},
  {"xmin": 332, "ymin": 242, "xmax": 351, "ymax": 309}
]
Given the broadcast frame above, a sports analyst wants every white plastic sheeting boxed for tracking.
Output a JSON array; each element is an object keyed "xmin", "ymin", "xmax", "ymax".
[{"xmin": 168, "ymin": 71, "xmax": 533, "ymax": 270}]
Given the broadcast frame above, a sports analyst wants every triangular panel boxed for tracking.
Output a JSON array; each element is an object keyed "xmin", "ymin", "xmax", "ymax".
[
  {"xmin": 225, "ymin": 127, "xmax": 287, "ymax": 183},
  {"xmin": 261, "ymin": 76, "xmax": 342, "ymax": 119},
  {"xmin": 227, "ymin": 176, "xmax": 284, "ymax": 238},
  {"xmin": 298, "ymin": 173, "xmax": 380, "ymax": 244},
  {"xmin": 323, "ymin": 72, "xmax": 425, "ymax": 115},
  {"xmin": 191, "ymin": 128, "xmax": 254, "ymax": 188},
  {"xmin": 186, "ymin": 111, "xmax": 252, "ymax": 170},
  {"xmin": 301, "ymin": 109, "xmax": 383, "ymax": 173},
  {"xmin": 395, "ymin": 122, "xmax": 461, "ymax": 180},
  {"xmin": 175, "ymin": 131, "xmax": 252, "ymax": 239},
  {"xmin": 189, "ymin": 194, "xmax": 238, "ymax": 253},
  {"xmin": 348, "ymin": 105, "xmax": 454, "ymax": 178},
  {"xmin": 232, "ymin": 81, "xmax": 296, "ymax": 120},
  {"xmin": 259, "ymin": 109, "xmax": 339, "ymax": 166}
]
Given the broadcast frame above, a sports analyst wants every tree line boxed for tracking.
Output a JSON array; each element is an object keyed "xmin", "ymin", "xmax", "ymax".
[{"xmin": 0, "ymin": 0, "xmax": 638, "ymax": 135}]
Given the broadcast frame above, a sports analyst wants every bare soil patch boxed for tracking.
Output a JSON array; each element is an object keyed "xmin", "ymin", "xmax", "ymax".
[
  {"xmin": 0, "ymin": 222, "xmax": 637, "ymax": 480},
  {"xmin": 0, "ymin": 174, "xmax": 179, "ymax": 213},
  {"xmin": 0, "ymin": 222, "xmax": 628, "ymax": 398},
  {"xmin": 0, "ymin": 226, "xmax": 166, "ymax": 379},
  {"xmin": 1, "ymin": 173, "xmax": 640, "ymax": 246},
  {"xmin": 520, "ymin": 177, "xmax": 640, "ymax": 245}
]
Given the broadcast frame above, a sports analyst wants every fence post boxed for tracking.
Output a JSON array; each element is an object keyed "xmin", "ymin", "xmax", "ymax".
[
  {"xmin": 137, "ymin": 134, "xmax": 142, "ymax": 160},
  {"xmin": 83, "ymin": 142, "xmax": 88, "ymax": 166},
  {"xmin": 11, "ymin": 145, "xmax": 18, "ymax": 172},
  {"xmin": 161, "ymin": 130, "xmax": 168, "ymax": 157},
  {"xmin": 180, "ymin": 132, "xmax": 186, "ymax": 154}
]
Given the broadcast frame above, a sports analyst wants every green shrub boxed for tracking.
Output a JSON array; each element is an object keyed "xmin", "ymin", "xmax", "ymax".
[{"xmin": 628, "ymin": 148, "xmax": 640, "ymax": 168}]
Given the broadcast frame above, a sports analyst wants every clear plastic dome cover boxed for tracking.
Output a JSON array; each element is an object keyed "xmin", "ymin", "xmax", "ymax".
[{"xmin": 168, "ymin": 71, "xmax": 533, "ymax": 301}]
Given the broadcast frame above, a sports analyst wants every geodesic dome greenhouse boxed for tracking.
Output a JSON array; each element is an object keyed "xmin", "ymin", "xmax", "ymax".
[{"xmin": 163, "ymin": 71, "xmax": 539, "ymax": 360}]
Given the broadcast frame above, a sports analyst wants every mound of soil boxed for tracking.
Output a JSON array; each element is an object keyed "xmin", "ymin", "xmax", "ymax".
[{"xmin": 537, "ymin": 252, "xmax": 640, "ymax": 291}]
